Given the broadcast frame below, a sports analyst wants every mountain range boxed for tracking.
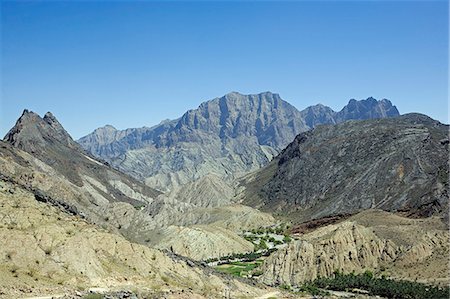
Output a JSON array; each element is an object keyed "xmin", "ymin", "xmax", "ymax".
[
  {"xmin": 1, "ymin": 108, "xmax": 275, "ymax": 259},
  {"xmin": 78, "ymin": 92, "xmax": 399, "ymax": 191},
  {"xmin": 2, "ymin": 91, "xmax": 448, "ymax": 298}
]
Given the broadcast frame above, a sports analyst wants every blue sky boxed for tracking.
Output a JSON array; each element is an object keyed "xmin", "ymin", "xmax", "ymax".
[{"xmin": 1, "ymin": 1, "xmax": 448, "ymax": 139}]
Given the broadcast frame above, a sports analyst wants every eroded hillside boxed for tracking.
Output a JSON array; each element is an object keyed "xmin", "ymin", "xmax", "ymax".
[
  {"xmin": 259, "ymin": 210, "xmax": 449, "ymax": 287},
  {"xmin": 0, "ymin": 181, "xmax": 278, "ymax": 299},
  {"xmin": 1, "ymin": 111, "xmax": 275, "ymax": 262}
]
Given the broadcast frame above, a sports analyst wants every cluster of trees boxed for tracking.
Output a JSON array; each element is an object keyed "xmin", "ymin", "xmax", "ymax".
[
  {"xmin": 244, "ymin": 232, "xmax": 292, "ymax": 250},
  {"xmin": 253, "ymin": 239, "xmax": 268, "ymax": 251},
  {"xmin": 249, "ymin": 224, "xmax": 290, "ymax": 235},
  {"xmin": 308, "ymin": 270, "xmax": 449, "ymax": 299},
  {"xmin": 204, "ymin": 248, "xmax": 277, "ymax": 264}
]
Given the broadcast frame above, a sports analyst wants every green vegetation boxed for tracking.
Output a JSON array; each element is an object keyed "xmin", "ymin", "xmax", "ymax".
[
  {"xmin": 295, "ymin": 284, "xmax": 329, "ymax": 296},
  {"xmin": 273, "ymin": 240, "xmax": 283, "ymax": 246},
  {"xmin": 254, "ymin": 239, "xmax": 268, "ymax": 251},
  {"xmin": 249, "ymin": 223, "xmax": 290, "ymax": 235},
  {"xmin": 243, "ymin": 234, "xmax": 257, "ymax": 242},
  {"xmin": 204, "ymin": 248, "xmax": 277, "ymax": 264},
  {"xmin": 215, "ymin": 260, "xmax": 263, "ymax": 277},
  {"xmin": 83, "ymin": 294, "xmax": 104, "ymax": 299},
  {"xmin": 307, "ymin": 271, "xmax": 449, "ymax": 299},
  {"xmin": 134, "ymin": 204, "xmax": 146, "ymax": 210},
  {"xmin": 282, "ymin": 234, "xmax": 292, "ymax": 243},
  {"xmin": 279, "ymin": 284, "xmax": 291, "ymax": 291},
  {"xmin": 210, "ymin": 224, "xmax": 293, "ymax": 279},
  {"xmin": 243, "ymin": 224, "xmax": 293, "ymax": 252}
]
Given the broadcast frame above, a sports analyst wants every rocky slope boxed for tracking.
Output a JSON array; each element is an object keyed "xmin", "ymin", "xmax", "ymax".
[
  {"xmin": 152, "ymin": 225, "xmax": 255, "ymax": 261},
  {"xmin": 241, "ymin": 113, "xmax": 449, "ymax": 223},
  {"xmin": 1, "ymin": 110, "xmax": 163, "ymax": 242},
  {"xmin": 0, "ymin": 181, "xmax": 276, "ymax": 299},
  {"xmin": 4, "ymin": 109, "xmax": 160, "ymax": 202},
  {"xmin": 140, "ymin": 175, "xmax": 276, "ymax": 260},
  {"xmin": 78, "ymin": 92, "xmax": 399, "ymax": 191},
  {"xmin": 258, "ymin": 210, "xmax": 449, "ymax": 287},
  {"xmin": 1, "ymin": 110, "xmax": 274, "ymax": 261}
]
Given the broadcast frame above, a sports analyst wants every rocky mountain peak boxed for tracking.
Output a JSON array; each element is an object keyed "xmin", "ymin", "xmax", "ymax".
[
  {"xmin": 91, "ymin": 124, "xmax": 118, "ymax": 137},
  {"xmin": 300, "ymin": 104, "xmax": 337, "ymax": 128},
  {"xmin": 4, "ymin": 110, "xmax": 41, "ymax": 144},
  {"xmin": 78, "ymin": 92, "xmax": 403, "ymax": 191},
  {"xmin": 299, "ymin": 97, "xmax": 400, "ymax": 129},
  {"xmin": 97, "ymin": 124, "xmax": 117, "ymax": 131},
  {"xmin": 43, "ymin": 111, "xmax": 76, "ymax": 145},
  {"xmin": 170, "ymin": 91, "xmax": 306, "ymax": 148},
  {"xmin": 337, "ymin": 97, "xmax": 399, "ymax": 121},
  {"xmin": 4, "ymin": 109, "xmax": 79, "ymax": 152}
]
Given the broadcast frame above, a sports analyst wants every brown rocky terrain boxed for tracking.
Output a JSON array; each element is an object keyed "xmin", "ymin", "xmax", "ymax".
[
  {"xmin": 2, "ymin": 104, "xmax": 447, "ymax": 298},
  {"xmin": 259, "ymin": 210, "xmax": 449, "ymax": 287},
  {"xmin": 139, "ymin": 174, "xmax": 276, "ymax": 260},
  {"xmin": 1, "ymin": 110, "xmax": 275, "ymax": 262},
  {"xmin": 0, "ymin": 181, "xmax": 279, "ymax": 299}
]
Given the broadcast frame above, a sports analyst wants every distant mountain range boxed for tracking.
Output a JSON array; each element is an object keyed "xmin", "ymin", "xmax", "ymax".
[{"xmin": 78, "ymin": 92, "xmax": 400, "ymax": 191}]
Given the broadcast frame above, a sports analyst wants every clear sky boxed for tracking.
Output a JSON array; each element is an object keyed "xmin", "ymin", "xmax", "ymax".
[{"xmin": 1, "ymin": 0, "xmax": 448, "ymax": 139}]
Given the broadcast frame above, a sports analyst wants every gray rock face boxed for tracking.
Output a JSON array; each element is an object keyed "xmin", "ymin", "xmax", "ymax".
[
  {"xmin": 242, "ymin": 113, "xmax": 449, "ymax": 222},
  {"xmin": 335, "ymin": 97, "xmax": 400, "ymax": 122},
  {"xmin": 78, "ymin": 92, "xmax": 399, "ymax": 191},
  {"xmin": 299, "ymin": 97, "xmax": 399, "ymax": 128},
  {"xmin": 5, "ymin": 110, "xmax": 82, "ymax": 153},
  {"xmin": 3, "ymin": 109, "xmax": 160, "ymax": 209},
  {"xmin": 299, "ymin": 104, "xmax": 337, "ymax": 128}
]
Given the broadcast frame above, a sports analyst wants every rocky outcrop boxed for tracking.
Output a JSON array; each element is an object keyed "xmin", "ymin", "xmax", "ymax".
[
  {"xmin": 1, "ymin": 111, "xmax": 166, "ymax": 246},
  {"xmin": 5, "ymin": 110, "xmax": 82, "ymax": 153},
  {"xmin": 259, "ymin": 210, "xmax": 449, "ymax": 286},
  {"xmin": 153, "ymin": 225, "xmax": 255, "ymax": 261},
  {"xmin": 242, "ymin": 113, "xmax": 449, "ymax": 222},
  {"xmin": 78, "ymin": 92, "xmax": 399, "ymax": 191}
]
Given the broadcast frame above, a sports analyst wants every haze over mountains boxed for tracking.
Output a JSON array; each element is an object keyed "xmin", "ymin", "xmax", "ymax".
[{"xmin": 79, "ymin": 92, "xmax": 400, "ymax": 191}]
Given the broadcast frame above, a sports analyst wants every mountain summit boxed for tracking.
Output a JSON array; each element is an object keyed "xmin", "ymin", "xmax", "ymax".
[
  {"xmin": 5, "ymin": 109, "xmax": 81, "ymax": 152},
  {"xmin": 335, "ymin": 97, "xmax": 399, "ymax": 122},
  {"xmin": 300, "ymin": 97, "xmax": 399, "ymax": 128},
  {"xmin": 79, "ymin": 92, "xmax": 400, "ymax": 191}
]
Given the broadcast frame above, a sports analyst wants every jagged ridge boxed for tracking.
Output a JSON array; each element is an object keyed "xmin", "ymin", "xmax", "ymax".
[{"xmin": 78, "ymin": 92, "xmax": 399, "ymax": 191}]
